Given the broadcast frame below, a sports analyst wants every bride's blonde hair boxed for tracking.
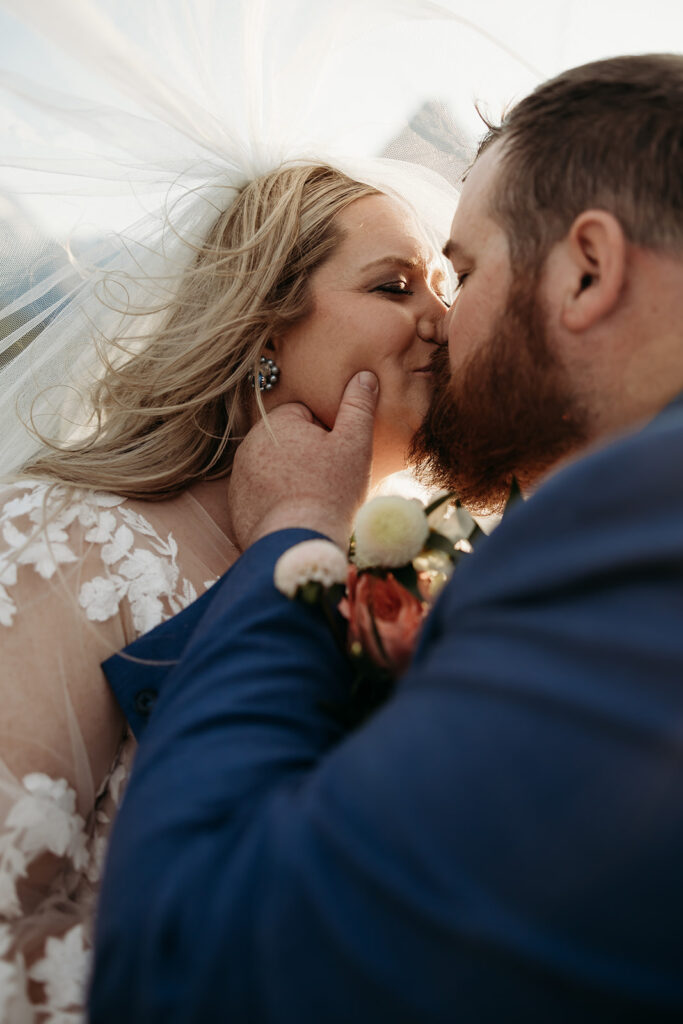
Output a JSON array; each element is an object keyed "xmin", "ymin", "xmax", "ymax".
[{"xmin": 22, "ymin": 164, "xmax": 380, "ymax": 499}]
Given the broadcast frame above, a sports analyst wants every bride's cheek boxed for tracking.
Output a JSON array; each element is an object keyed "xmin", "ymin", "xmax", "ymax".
[{"xmin": 308, "ymin": 378, "xmax": 345, "ymax": 428}]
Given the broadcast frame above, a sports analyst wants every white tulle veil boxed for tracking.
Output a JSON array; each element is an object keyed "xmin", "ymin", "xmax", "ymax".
[{"xmin": 0, "ymin": 0, "xmax": 543, "ymax": 476}]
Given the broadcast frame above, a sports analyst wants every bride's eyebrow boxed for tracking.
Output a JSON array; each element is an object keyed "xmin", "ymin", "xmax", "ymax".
[
  {"xmin": 360, "ymin": 255, "xmax": 422, "ymax": 272},
  {"xmin": 360, "ymin": 256, "xmax": 446, "ymax": 286}
]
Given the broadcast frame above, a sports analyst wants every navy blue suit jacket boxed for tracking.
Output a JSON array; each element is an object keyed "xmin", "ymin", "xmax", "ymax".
[{"xmin": 90, "ymin": 403, "xmax": 683, "ymax": 1022}]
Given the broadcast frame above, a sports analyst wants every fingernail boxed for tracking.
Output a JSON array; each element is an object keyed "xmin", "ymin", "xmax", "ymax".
[{"xmin": 358, "ymin": 371, "xmax": 378, "ymax": 393}]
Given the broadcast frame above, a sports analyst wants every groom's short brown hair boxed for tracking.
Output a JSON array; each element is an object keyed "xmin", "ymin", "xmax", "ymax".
[{"xmin": 478, "ymin": 54, "xmax": 683, "ymax": 269}]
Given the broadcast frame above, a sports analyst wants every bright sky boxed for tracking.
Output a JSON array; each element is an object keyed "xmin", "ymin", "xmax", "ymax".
[{"xmin": 1, "ymin": 0, "xmax": 682, "ymax": 236}]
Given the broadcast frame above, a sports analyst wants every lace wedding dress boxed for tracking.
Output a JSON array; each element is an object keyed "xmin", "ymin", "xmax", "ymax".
[{"xmin": 0, "ymin": 478, "xmax": 238, "ymax": 1023}]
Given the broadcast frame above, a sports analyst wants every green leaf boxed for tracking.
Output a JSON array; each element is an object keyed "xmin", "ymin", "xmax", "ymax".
[
  {"xmin": 425, "ymin": 529, "xmax": 460, "ymax": 558},
  {"xmin": 466, "ymin": 519, "xmax": 485, "ymax": 547},
  {"xmin": 319, "ymin": 589, "xmax": 348, "ymax": 653},
  {"xmin": 424, "ymin": 490, "xmax": 457, "ymax": 518},
  {"xmin": 362, "ymin": 566, "xmax": 390, "ymax": 580},
  {"xmin": 502, "ymin": 477, "xmax": 523, "ymax": 520},
  {"xmin": 391, "ymin": 562, "xmax": 421, "ymax": 598},
  {"xmin": 299, "ymin": 581, "xmax": 323, "ymax": 604},
  {"xmin": 325, "ymin": 582, "xmax": 346, "ymax": 607}
]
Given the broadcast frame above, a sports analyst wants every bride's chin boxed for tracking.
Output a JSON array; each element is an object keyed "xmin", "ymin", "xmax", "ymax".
[{"xmin": 409, "ymin": 377, "xmax": 433, "ymax": 415}]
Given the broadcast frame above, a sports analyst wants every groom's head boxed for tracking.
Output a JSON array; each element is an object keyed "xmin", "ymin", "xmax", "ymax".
[{"xmin": 411, "ymin": 54, "xmax": 683, "ymax": 512}]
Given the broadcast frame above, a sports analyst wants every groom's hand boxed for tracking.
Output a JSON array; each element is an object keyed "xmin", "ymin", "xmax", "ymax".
[{"xmin": 228, "ymin": 371, "xmax": 379, "ymax": 550}]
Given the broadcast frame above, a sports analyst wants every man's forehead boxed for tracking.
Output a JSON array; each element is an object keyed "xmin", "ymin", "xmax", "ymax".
[{"xmin": 450, "ymin": 143, "xmax": 504, "ymax": 236}]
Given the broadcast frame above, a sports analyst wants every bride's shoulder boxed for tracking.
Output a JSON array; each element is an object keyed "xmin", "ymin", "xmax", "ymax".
[
  {"xmin": 0, "ymin": 478, "xmax": 123, "ymax": 626},
  {"xmin": 0, "ymin": 477, "xmax": 126, "ymax": 522},
  {"xmin": 0, "ymin": 478, "xmax": 196, "ymax": 635},
  {"xmin": 0, "ymin": 479, "xmax": 129, "ymax": 574}
]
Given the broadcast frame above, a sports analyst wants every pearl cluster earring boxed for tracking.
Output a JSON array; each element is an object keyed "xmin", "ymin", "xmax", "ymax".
[{"xmin": 249, "ymin": 355, "xmax": 280, "ymax": 392}]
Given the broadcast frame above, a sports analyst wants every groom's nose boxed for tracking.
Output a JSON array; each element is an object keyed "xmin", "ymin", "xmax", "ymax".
[{"xmin": 434, "ymin": 310, "xmax": 450, "ymax": 347}]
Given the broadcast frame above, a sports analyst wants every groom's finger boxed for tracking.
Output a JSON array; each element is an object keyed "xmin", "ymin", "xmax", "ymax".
[{"xmin": 331, "ymin": 371, "xmax": 378, "ymax": 450}]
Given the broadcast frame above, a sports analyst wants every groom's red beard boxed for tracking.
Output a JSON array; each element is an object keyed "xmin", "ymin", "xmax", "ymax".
[{"xmin": 409, "ymin": 276, "xmax": 590, "ymax": 514}]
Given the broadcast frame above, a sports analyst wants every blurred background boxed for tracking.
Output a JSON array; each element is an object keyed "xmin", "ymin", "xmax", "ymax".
[{"xmin": 1, "ymin": 0, "xmax": 682, "ymax": 356}]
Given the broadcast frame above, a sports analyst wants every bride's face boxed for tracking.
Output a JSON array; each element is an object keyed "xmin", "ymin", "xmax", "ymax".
[{"xmin": 266, "ymin": 194, "xmax": 450, "ymax": 479}]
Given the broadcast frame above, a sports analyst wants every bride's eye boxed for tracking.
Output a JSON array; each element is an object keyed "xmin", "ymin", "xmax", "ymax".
[{"xmin": 373, "ymin": 281, "xmax": 413, "ymax": 296}]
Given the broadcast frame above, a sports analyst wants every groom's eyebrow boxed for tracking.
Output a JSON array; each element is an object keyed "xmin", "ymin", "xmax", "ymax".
[{"xmin": 442, "ymin": 239, "xmax": 466, "ymax": 264}]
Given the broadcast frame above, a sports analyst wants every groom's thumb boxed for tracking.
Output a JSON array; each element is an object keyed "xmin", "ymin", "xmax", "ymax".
[{"xmin": 333, "ymin": 371, "xmax": 378, "ymax": 449}]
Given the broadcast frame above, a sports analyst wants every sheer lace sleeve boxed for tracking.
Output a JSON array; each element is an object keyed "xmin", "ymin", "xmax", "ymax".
[{"xmin": 0, "ymin": 479, "xmax": 232, "ymax": 1022}]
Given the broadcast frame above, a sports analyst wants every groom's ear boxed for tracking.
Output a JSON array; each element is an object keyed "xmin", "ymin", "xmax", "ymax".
[{"xmin": 553, "ymin": 210, "xmax": 627, "ymax": 332}]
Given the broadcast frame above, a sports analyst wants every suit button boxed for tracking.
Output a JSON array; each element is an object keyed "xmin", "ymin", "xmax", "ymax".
[{"xmin": 134, "ymin": 688, "xmax": 158, "ymax": 716}]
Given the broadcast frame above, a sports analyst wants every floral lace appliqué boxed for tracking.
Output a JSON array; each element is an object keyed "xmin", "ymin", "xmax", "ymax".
[
  {"xmin": 0, "ymin": 772, "xmax": 93, "ymax": 1023},
  {"xmin": 0, "ymin": 774, "xmax": 89, "ymax": 920},
  {"xmin": 0, "ymin": 480, "xmax": 207, "ymax": 1022},
  {"xmin": 0, "ymin": 481, "xmax": 198, "ymax": 632},
  {"xmin": 27, "ymin": 924, "xmax": 92, "ymax": 1023}
]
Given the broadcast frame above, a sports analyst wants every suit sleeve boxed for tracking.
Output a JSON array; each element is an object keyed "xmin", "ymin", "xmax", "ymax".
[{"xmin": 90, "ymin": 424, "xmax": 683, "ymax": 1023}]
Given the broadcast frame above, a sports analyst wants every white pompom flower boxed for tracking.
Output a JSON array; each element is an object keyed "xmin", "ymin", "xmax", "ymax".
[
  {"xmin": 274, "ymin": 539, "xmax": 348, "ymax": 598},
  {"xmin": 353, "ymin": 496, "xmax": 429, "ymax": 569}
]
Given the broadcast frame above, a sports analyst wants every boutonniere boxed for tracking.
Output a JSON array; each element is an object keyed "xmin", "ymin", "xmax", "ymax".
[{"xmin": 274, "ymin": 482, "xmax": 521, "ymax": 725}]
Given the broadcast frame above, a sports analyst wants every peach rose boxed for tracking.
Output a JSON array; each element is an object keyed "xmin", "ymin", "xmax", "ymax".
[{"xmin": 339, "ymin": 565, "xmax": 426, "ymax": 674}]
